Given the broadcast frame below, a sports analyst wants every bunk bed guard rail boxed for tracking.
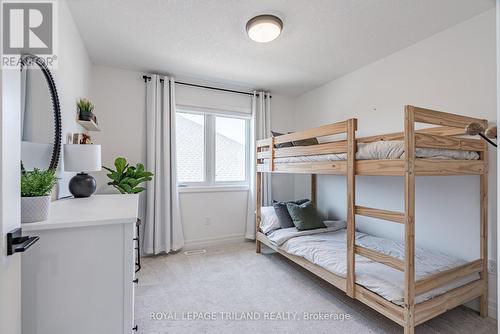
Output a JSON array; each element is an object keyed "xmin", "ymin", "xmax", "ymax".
[{"xmin": 256, "ymin": 119, "xmax": 358, "ymax": 174}]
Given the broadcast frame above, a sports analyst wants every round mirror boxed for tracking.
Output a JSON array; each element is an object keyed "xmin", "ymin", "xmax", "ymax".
[{"xmin": 20, "ymin": 55, "xmax": 62, "ymax": 171}]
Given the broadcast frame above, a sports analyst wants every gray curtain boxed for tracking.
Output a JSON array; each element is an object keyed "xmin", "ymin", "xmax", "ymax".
[
  {"xmin": 245, "ymin": 91, "xmax": 272, "ymax": 239},
  {"xmin": 144, "ymin": 75, "xmax": 184, "ymax": 254}
]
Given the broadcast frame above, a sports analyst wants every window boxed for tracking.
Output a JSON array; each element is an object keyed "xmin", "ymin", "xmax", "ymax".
[
  {"xmin": 215, "ymin": 116, "xmax": 247, "ymax": 182},
  {"xmin": 176, "ymin": 109, "xmax": 249, "ymax": 187},
  {"xmin": 176, "ymin": 113, "xmax": 205, "ymax": 183}
]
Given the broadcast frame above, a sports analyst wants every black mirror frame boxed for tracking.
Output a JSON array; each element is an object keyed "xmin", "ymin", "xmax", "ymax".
[{"xmin": 20, "ymin": 55, "xmax": 62, "ymax": 171}]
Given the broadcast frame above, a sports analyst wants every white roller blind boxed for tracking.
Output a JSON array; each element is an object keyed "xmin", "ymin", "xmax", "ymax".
[{"xmin": 175, "ymin": 84, "xmax": 252, "ymax": 115}]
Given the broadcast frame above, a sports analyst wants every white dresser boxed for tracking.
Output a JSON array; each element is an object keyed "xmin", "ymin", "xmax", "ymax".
[{"xmin": 21, "ymin": 194, "xmax": 139, "ymax": 334}]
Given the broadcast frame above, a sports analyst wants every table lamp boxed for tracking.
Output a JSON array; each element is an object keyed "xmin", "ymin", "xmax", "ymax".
[{"xmin": 64, "ymin": 144, "xmax": 101, "ymax": 198}]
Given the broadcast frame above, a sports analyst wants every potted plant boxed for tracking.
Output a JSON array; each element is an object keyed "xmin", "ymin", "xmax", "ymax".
[
  {"xmin": 103, "ymin": 157, "xmax": 153, "ymax": 194},
  {"xmin": 21, "ymin": 169, "xmax": 57, "ymax": 223},
  {"xmin": 77, "ymin": 98, "xmax": 95, "ymax": 121}
]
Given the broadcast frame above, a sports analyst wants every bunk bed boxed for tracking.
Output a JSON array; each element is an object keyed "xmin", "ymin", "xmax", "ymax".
[{"xmin": 255, "ymin": 105, "xmax": 489, "ymax": 334}]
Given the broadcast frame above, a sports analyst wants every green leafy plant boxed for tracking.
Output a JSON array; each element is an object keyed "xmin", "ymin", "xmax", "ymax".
[
  {"xmin": 77, "ymin": 98, "xmax": 94, "ymax": 120},
  {"xmin": 21, "ymin": 169, "xmax": 57, "ymax": 197},
  {"xmin": 103, "ymin": 157, "xmax": 153, "ymax": 194}
]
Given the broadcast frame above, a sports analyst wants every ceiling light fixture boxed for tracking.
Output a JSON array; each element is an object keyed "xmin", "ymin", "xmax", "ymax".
[{"xmin": 246, "ymin": 14, "xmax": 283, "ymax": 43}]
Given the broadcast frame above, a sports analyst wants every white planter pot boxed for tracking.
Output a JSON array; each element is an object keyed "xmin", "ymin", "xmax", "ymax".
[{"xmin": 21, "ymin": 195, "xmax": 51, "ymax": 223}]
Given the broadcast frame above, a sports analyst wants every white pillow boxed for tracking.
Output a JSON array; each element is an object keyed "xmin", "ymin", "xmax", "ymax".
[
  {"xmin": 323, "ymin": 220, "xmax": 347, "ymax": 231},
  {"xmin": 259, "ymin": 206, "xmax": 280, "ymax": 234}
]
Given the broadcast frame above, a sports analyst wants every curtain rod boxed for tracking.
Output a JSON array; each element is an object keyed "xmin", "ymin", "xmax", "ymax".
[{"xmin": 142, "ymin": 75, "xmax": 271, "ymax": 98}]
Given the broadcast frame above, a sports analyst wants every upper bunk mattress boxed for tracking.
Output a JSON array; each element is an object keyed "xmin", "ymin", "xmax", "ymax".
[
  {"xmin": 266, "ymin": 227, "xmax": 479, "ymax": 306},
  {"xmin": 273, "ymin": 140, "xmax": 479, "ymax": 164}
]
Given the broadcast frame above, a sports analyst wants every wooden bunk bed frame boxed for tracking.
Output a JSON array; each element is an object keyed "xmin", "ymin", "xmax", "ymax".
[{"xmin": 255, "ymin": 105, "xmax": 489, "ymax": 334}]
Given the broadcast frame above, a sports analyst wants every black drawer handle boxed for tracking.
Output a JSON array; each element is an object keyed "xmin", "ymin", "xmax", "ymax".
[
  {"xmin": 133, "ymin": 278, "xmax": 139, "ymax": 284},
  {"xmin": 135, "ymin": 218, "xmax": 142, "ymax": 273},
  {"xmin": 7, "ymin": 228, "xmax": 39, "ymax": 256},
  {"xmin": 132, "ymin": 325, "xmax": 138, "ymax": 331}
]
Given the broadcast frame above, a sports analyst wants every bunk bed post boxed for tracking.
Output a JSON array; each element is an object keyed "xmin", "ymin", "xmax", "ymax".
[
  {"xmin": 256, "ymin": 170, "xmax": 262, "ymax": 253},
  {"xmin": 311, "ymin": 174, "xmax": 317, "ymax": 206},
  {"xmin": 479, "ymin": 144, "xmax": 488, "ymax": 317},
  {"xmin": 346, "ymin": 118, "xmax": 357, "ymax": 298},
  {"xmin": 403, "ymin": 106, "xmax": 416, "ymax": 334}
]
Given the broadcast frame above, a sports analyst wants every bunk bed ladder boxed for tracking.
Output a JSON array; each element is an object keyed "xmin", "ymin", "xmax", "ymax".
[
  {"xmin": 348, "ymin": 108, "xmax": 416, "ymax": 333},
  {"xmin": 350, "ymin": 207, "xmax": 407, "ymax": 274}
]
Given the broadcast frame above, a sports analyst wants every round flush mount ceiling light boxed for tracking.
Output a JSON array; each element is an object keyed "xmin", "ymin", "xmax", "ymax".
[{"xmin": 246, "ymin": 14, "xmax": 283, "ymax": 43}]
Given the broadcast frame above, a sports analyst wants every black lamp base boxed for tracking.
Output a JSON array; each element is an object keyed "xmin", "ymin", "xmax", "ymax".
[{"xmin": 69, "ymin": 172, "xmax": 96, "ymax": 198}]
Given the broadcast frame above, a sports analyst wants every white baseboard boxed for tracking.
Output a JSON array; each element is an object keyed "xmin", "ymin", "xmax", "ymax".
[
  {"xmin": 488, "ymin": 300, "xmax": 497, "ymax": 319},
  {"xmin": 183, "ymin": 234, "xmax": 246, "ymax": 250},
  {"xmin": 488, "ymin": 272, "xmax": 497, "ymax": 319}
]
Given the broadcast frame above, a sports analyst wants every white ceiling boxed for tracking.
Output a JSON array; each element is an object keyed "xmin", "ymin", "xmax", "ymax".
[{"xmin": 67, "ymin": 0, "xmax": 494, "ymax": 96}]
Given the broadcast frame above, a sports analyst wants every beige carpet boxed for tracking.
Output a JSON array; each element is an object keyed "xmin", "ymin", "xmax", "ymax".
[{"xmin": 135, "ymin": 241, "xmax": 496, "ymax": 334}]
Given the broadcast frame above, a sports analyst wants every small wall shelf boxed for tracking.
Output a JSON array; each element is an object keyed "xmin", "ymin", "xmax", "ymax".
[{"xmin": 77, "ymin": 119, "xmax": 101, "ymax": 132}]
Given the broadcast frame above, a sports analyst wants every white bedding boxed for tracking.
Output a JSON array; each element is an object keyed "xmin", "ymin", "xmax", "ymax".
[
  {"xmin": 273, "ymin": 140, "xmax": 479, "ymax": 164},
  {"xmin": 266, "ymin": 220, "xmax": 346, "ymax": 242},
  {"xmin": 268, "ymin": 228, "xmax": 479, "ymax": 306}
]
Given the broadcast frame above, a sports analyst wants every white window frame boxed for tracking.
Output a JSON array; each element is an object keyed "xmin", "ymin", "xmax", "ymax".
[{"xmin": 176, "ymin": 107, "xmax": 250, "ymax": 189}]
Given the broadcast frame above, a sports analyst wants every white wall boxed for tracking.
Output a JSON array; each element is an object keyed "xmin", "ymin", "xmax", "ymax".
[
  {"xmin": 178, "ymin": 189, "xmax": 248, "ymax": 248},
  {"xmin": 90, "ymin": 65, "xmax": 296, "ymax": 248},
  {"xmin": 53, "ymin": 0, "xmax": 92, "ymax": 197},
  {"xmin": 294, "ymin": 9, "xmax": 497, "ymax": 315},
  {"xmin": 270, "ymin": 94, "xmax": 296, "ymax": 202},
  {"xmin": 90, "ymin": 66, "xmax": 147, "ymax": 193}
]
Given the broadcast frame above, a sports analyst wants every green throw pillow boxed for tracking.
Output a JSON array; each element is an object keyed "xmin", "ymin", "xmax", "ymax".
[{"xmin": 286, "ymin": 201, "xmax": 325, "ymax": 231}]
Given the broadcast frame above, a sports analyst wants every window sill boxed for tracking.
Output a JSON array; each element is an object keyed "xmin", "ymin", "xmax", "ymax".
[{"xmin": 178, "ymin": 185, "xmax": 249, "ymax": 194}]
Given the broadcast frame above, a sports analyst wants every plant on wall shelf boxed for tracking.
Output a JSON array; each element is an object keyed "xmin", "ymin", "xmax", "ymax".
[
  {"xmin": 77, "ymin": 98, "xmax": 95, "ymax": 121},
  {"xmin": 103, "ymin": 157, "xmax": 153, "ymax": 194}
]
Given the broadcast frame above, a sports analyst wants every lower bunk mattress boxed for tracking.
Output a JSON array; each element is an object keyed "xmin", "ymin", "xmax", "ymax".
[
  {"xmin": 273, "ymin": 140, "xmax": 479, "ymax": 164},
  {"xmin": 266, "ymin": 225, "xmax": 479, "ymax": 306}
]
